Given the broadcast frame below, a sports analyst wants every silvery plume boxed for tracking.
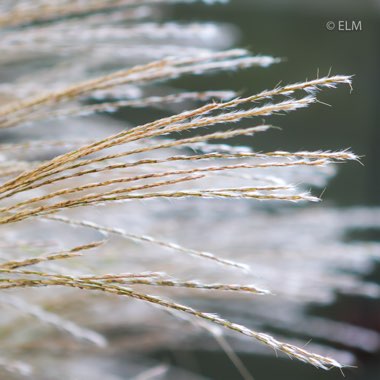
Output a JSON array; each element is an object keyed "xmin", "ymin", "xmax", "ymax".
[{"xmin": 0, "ymin": 1, "xmax": 379, "ymax": 379}]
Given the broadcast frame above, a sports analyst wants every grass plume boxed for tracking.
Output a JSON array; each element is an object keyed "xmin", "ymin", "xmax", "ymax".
[{"xmin": 0, "ymin": 1, "xmax": 374, "ymax": 378}]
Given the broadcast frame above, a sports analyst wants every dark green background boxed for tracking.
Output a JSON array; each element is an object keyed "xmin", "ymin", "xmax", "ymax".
[{"xmin": 169, "ymin": 1, "xmax": 380, "ymax": 207}]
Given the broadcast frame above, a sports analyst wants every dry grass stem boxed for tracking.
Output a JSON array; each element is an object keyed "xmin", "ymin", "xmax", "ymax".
[{"xmin": 0, "ymin": 1, "xmax": 367, "ymax": 376}]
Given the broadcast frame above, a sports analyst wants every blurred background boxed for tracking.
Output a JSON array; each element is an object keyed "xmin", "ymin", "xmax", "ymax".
[{"xmin": 141, "ymin": 1, "xmax": 379, "ymax": 379}]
